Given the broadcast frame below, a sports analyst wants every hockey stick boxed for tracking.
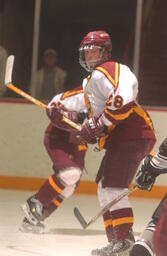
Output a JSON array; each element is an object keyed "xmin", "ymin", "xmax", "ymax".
[
  {"xmin": 5, "ymin": 55, "xmax": 81, "ymax": 131},
  {"xmin": 74, "ymin": 186, "xmax": 137, "ymax": 229}
]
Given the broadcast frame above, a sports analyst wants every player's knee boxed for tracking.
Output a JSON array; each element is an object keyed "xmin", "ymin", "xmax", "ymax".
[
  {"xmin": 58, "ymin": 167, "xmax": 82, "ymax": 185},
  {"xmin": 61, "ymin": 184, "xmax": 76, "ymax": 198}
]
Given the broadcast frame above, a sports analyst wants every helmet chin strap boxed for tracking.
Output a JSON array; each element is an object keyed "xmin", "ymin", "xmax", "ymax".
[{"xmin": 86, "ymin": 61, "xmax": 97, "ymax": 71}]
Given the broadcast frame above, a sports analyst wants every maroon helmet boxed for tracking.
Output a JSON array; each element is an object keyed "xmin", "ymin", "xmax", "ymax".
[{"xmin": 79, "ymin": 30, "xmax": 112, "ymax": 72}]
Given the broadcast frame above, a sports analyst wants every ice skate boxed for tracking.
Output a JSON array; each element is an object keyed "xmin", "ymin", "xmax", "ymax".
[
  {"xmin": 21, "ymin": 194, "xmax": 44, "ymax": 225},
  {"xmin": 91, "ymin": 239, "xmax": 116, "ymax": 256},
  {"xmin": 109, "ymin": 231, "xmax": 135, "ymax": 256},
  {"xmin": 91, "ymin": 231, "xmax": 135, "ymax": 256},
  {"xmin": 19, "ymin": 217, "xmax": 45, "ymax": 234}
]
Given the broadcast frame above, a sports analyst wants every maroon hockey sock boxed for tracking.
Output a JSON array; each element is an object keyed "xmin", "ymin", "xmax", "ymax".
[
  {"xmin": 110, "ymin": 207, "xmax": 134, "ymax": 241},
  {"xmin": 42, "ymin": 195, "xmax": 64, "ymax": 220},
  {"xmin": 103, "ymin": 210, "xmax": 115, "ymax": 242},
  {"xmin": 37, "ymin": 174, "xmax": 65, "ymax": 207}
]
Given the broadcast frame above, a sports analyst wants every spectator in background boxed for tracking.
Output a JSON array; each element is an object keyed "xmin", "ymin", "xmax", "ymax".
[
  {"xmin": 0, "ymin": 45, "xmax": 7, "ymax": 97},
  {"xmin": 30, "ymin": 48, "xmax": 67, "ymax": 101}
]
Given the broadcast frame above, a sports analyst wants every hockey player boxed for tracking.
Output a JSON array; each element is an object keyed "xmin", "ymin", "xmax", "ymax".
[
  {"xmin": 130, "ymin": 138, "xmax": 167, "ymax": 256},
  {"xmin": 78, "ymin": 30, "xmax": 156, "ymax": 256},
  {"xmin": 20, "ymin": 86, "xmax": 89, "ymax": 233}
]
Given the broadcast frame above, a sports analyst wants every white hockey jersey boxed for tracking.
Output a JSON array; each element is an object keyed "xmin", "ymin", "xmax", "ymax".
[
  {"xmin": 48, "ymin": 86, "xmax": 86, "ymax": 114},
  {"xmin": 82, "ymin": 61, "xmax": 138, "ymax": 126}
]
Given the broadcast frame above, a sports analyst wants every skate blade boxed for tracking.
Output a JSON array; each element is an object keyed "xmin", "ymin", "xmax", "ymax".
[
  {"xmin": 21, "ymin": 202, "xmax": 39, "ymax": 225},
  {"xmin": 19, "ymin": 224, "xmax": 44, "ymax": 234}
]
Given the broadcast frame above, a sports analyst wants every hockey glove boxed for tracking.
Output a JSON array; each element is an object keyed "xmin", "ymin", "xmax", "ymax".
[
  {"xmin": 46, "ymin": 102, "xmax": 80, "ymax": 130},
  {"xmin": 80, "ymin": 116, "xmax": 105, "ymax": 144},
  {"xmin": 135, "ymin": 155, "xmax": 160, "ymax": 191}
]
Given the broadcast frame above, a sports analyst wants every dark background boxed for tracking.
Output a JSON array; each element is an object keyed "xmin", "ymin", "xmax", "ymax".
[
  {"xmin": 0, "ymin": 0, "xmax": 137, "ymax": 94},
  {"xmin": 39, "ymin": 0, "xmax": 136, "ymax": 89},
  {"xmin": 0, "ymin": 0, "xmax": 167, "ymax": 106}
]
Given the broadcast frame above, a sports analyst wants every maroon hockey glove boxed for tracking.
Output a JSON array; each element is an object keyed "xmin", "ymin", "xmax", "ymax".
[
  {"xmin": 46, "ymin": 102, "xmax": 78, "ymax": 130},
  {"xmin": 80, "ymin": 116, "xmax": 105, "ymax": 144}
]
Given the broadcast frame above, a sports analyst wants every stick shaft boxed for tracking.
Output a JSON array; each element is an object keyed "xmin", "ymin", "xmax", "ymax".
[
  {"xmin": 7, "ymin": 83, "xmax": 81, "ymax": 131},
  {"xmin": 74, "ymin": 186, "xmax": 137, "ymax": 229},
  {"xmin": 86, "ymin": 186, "xmax": 137, "ymax": 228},
  {"xmin": 5, "ymin": 55, "xmax": 81, "ymax": 131},
  {"xmin": 7, "ymin": 83, "xmax": 47, "ymax": 109}
]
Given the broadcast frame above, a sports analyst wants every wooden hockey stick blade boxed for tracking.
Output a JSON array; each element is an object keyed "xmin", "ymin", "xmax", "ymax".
[
  {"xmin": 5, "ymin": 55, "xmax": 14, "ymax": 84},
  {"xmin": 4, "ymin": 55, "xmax": 81, "ymax": 131},
  {"xmin": 5, "ymin": 55, "xmax": 47, "ymax": 109},
  {"xmin": 74, "ymin": 186, "xmax": 137, "ymax": 229}
]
